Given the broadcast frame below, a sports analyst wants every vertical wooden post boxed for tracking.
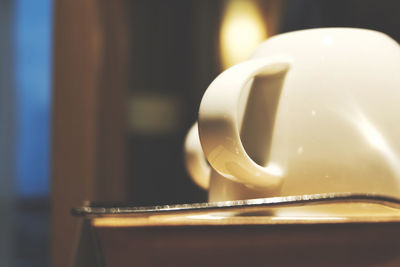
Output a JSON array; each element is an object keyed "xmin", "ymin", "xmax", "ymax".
[{"xmin": 51, "ymin": 1, "xmax": 129, "ymax": 266}]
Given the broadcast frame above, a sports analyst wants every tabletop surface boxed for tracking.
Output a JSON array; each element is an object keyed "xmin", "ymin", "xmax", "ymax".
[{"xmin": 72, "ymin": 193, "xmax": 400, "ymax": 227}]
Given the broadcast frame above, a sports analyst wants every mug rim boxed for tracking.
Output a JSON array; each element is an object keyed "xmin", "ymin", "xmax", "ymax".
[{"xmin": 265, "ymin": 27, "xmax": 390, "ymax": 42}]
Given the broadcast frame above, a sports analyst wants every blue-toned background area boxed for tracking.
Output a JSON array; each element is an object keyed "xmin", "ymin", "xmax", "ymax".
[{"xmin": 14, "ymin": 0, "xmax": 53, "ymax": 197}]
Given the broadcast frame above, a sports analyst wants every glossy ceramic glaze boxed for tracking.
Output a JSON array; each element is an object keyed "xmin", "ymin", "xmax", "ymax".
[{"xmin": 185, "ymin": 28, "xmax": 400, "ymax": 201}]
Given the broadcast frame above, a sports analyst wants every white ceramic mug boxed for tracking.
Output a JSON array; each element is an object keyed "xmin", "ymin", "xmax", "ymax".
[{"xmin": 185, "ymin": 28, "xmax": 400, "ymax": 202}]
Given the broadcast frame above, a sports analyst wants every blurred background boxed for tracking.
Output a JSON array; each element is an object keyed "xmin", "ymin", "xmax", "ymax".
[{"xmin": 1, "ymin": 0, "xmax": 400, "ymax": 266}]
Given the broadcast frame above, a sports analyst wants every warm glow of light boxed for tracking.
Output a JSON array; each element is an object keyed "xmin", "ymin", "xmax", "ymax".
[{"xmin": 220, "ymin": 0, "xmax": 267, "ymax": 69}]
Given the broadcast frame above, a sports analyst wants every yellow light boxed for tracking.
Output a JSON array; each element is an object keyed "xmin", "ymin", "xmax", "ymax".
[{"xmin": 220, "ymin": 0, "xmax": 267, "ymax": 69}]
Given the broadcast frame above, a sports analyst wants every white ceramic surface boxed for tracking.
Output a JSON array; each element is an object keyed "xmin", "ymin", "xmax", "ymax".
[{"xmin": 185, "ymin": 28, "xmax": 400, "ymax": 202}]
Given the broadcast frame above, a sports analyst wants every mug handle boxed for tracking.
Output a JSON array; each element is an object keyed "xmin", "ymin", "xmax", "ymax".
[
  {"xmin": 198, "ymin": 56, "xmax": 292, "ymax": 189},
  {"xmin": 184, "ymin": 122, "xmax": 210, "ymax": 190}
]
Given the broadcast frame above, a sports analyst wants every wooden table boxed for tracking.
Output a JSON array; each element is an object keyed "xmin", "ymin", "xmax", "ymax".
[{"xmin": 72, "ymin": 195, "xmax": 400, "ymax": 267}]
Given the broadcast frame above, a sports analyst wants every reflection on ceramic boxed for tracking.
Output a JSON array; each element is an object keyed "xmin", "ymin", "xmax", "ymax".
[{"xmin": 185, "ymin": 28, "xmax": 400, "ymax": 202}]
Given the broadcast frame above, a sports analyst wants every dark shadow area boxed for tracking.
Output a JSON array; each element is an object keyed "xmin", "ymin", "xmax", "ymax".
[{"xmin": 14, "ymin": 198, "xmax": 50, "ymax": 267}]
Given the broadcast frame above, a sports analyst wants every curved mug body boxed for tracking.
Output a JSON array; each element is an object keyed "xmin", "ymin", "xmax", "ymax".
[{"xmin": 185, "ymin": 28, "xmax": 400, "ymax": 203}]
